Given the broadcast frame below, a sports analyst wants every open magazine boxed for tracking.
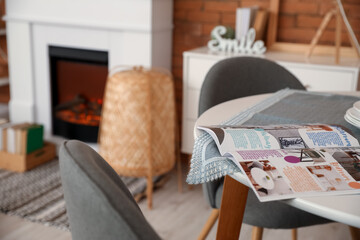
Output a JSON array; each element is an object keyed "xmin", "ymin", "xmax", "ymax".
[{"xmin": 198, "ymin": 124, "xmax": 360, "ymax": 202}]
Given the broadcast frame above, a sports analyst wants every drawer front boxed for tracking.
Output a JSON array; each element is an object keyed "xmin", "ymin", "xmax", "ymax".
[
  {"xmin": 187, "ymin": 57, "xmax": 218, "ymax": 90},
  {"xmin": 181, "ymin": 119, "xmax": 196, "ymax": 154},
  {"xmin": 282, "ymin": 65, "xmax": 357, "ymax": 91}
]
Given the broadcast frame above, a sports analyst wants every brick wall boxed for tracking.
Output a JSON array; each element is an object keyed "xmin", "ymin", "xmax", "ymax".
[
  {"xmin": 278, "ymin": 0, "xmax": 360, "ymax": 44},
  {"xmin": 172, "ymin": 0, "xmax": 360, "ymax": 142}
]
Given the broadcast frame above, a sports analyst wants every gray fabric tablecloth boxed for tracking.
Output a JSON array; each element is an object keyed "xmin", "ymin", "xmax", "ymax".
[{"xmin": 187, "ymin": 89, "xmax": 360, "ymax": 184}]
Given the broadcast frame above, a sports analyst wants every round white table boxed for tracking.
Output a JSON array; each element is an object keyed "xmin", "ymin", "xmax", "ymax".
[{"xmin": 195, "ymin": 92, "xmax": 360, "ymax": 239}]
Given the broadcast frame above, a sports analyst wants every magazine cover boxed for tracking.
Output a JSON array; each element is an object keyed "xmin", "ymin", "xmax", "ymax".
[{"xmin": 198, "ymin": 124, "xmax": 360, "ymax": 202}]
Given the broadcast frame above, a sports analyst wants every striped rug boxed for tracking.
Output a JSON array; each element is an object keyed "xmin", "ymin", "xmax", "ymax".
[{"xmin": 0, "ymin": 159, "xmax": 148, "ymax": 231}]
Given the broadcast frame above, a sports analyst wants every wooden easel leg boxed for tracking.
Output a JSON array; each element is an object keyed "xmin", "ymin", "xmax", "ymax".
[
  {"xmin": 335, "ymin": 0, "xmax": 360, "ymax": 58},
  {"xmin": 346, "ymin": 30, "xmax": 360, "ymax": 58},
  {"xmin": 197, "ymin": 209, "xmax": 219, "ymax": 240},
  {"xmin": 306, "ymin": 9, "xmax": 336, "ymax": 58},
  {"xmin": 335, "ymin": 8, "xmax": 342, "ymax": 64},
  {"xmin": 308, "ymin": 1, "xmax": 359, "ymax": 61},
  {"xmin": 216, "ymin": 175, "xmax": 249, "ymax": 240},
  {"xmin": 147, "ymin": 175, "xmax": 153, "ymax": 209}
]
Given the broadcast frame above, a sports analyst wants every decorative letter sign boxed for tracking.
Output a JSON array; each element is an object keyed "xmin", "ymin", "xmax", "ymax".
[{"xmin": 208, "ymin": 26, "xmax": 266, "ymax": 54}]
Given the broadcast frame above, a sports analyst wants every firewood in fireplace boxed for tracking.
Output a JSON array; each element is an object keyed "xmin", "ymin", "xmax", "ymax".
[
  {"xmin": 54, "ymin": 94, "xmax": 86, "ymax": 112},
  {"xmin": 54, "ymin": 94, "xmax": 102, "ymax": 127}
]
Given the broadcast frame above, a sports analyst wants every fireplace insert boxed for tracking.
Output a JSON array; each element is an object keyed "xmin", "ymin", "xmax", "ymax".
[{"xmin": 49, "ymin": 46, "xmax": 108, "ymax": 142}]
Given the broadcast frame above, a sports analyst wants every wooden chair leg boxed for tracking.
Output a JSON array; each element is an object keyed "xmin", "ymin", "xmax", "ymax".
[
  {"xmin": 197, "ymin": 209, "xmax": 219, "ymax": 240},
  {"xmin": 147, "ymin": 175, "xmax": 153, "ymax": 209},
  {"xmin": 306, "ymin": 9, "xmax": 336, "ymax": 58},
  {"xmin": 175, "ymin": 113, "xmax": 183, "ymax": 193},
  {"xmin": 251, "ymin": 226, "xmax": 263, "ymax": 240},
  {"xmin": 349, "ymin": 226, "xmax": 360, "ymax": 240},
  {"xmin": 292, "ymin": 228, "xmax": 297, "ymax": 240},
  {"xmin": 176, "ymin": 152, "xmax": 183, "ymax": 193}
]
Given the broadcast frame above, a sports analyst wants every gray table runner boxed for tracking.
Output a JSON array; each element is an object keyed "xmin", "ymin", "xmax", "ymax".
[{"xmin": 186, "ymin": 89, "xmax": 360, "ymax": 184}]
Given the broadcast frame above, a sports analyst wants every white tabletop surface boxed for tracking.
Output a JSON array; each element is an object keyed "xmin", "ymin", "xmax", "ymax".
[{"xmin": 195, "ymin": 91, "xmax": 360, "ymax": 228}]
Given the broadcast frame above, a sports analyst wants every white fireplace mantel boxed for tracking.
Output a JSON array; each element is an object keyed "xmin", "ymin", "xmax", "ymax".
[
  {"xmin": 5, "ymin": 0, "xmax": 173, "ymax": 138},
  {"xmin": 5, "ymin": 0, "xmax": 173, "ymax": 32}
]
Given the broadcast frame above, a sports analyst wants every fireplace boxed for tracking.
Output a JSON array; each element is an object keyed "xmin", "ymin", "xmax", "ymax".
[
  {"xmin": 50, "ymin": 46, "xmax": 108, "ymax": 142},
  {"xmin": 5, "ymin": 0, "xmax": 173, "ymax": 140}
]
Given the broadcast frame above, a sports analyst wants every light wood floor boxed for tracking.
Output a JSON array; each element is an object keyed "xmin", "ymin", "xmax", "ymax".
[{"xmin": 0, "ymin": 165, "xmax": 353, "ymax": 240}]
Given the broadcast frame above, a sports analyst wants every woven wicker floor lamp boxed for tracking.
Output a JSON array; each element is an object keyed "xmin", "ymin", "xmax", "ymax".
[{"xmin": 99, "ymin": 67, "xmax": 176, "ymax": 209}]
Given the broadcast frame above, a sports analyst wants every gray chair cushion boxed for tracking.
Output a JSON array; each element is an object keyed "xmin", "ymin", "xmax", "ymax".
[
  {"xmin": 199, "ymin": 56, "xmax": 331, "ymax": 228},
  {"xmin": 59, "ymin": 140, "xmax": 161, "ymax": 240}
]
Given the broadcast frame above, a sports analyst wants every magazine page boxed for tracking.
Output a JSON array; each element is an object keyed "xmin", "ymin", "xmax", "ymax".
[
  {"xmin": 231, "ymin": 147, "xmax": 360, "ymax": 202},
  {"xmin": 198, "ymin": 124, "xmax": 359, "ymax": 156},
  {"xmin": 298, "ymin": 125, "xmax": 359, "ymax": 148}
]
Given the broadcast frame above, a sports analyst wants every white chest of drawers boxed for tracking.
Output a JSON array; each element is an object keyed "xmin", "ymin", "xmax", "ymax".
[{"xmin": 181, "ymin": 46, "xmax": 360, "ymax": 154}]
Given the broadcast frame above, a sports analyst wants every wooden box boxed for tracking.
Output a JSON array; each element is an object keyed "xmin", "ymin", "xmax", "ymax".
[{"xmin": 0, "ymin": 142, "xmax": 56, "ymax": 172}]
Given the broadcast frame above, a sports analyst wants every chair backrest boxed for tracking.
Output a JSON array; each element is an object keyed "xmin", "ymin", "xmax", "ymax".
[
  {"xmin": 59, "ymin": 140, "xmax": 160, "ymax": 240},
  {"xmin": 199, "ymin": 56, "xmax": 306, "ymax": 208},
  {"xmin": 198, "ymin": 56, "xmax": 306, "ymax": 116}
]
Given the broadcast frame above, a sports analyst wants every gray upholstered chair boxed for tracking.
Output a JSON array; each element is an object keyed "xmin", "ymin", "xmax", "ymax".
[
  {"xmin": 197, "ymin": 57, "xmax": 331, "ymax": 240},
  {"xmin": 59, "ymin": 140, "xmax": 161, "ymax": 240}
]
